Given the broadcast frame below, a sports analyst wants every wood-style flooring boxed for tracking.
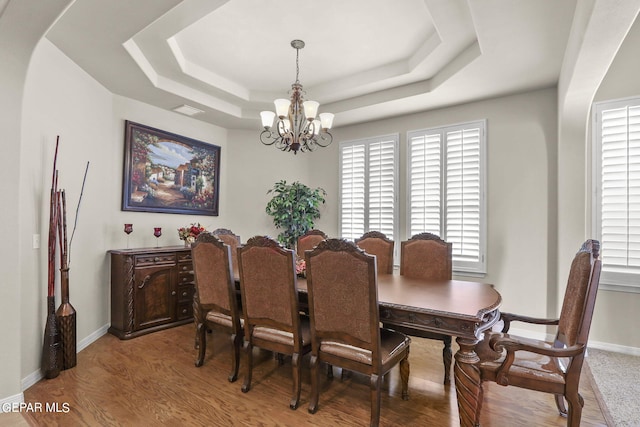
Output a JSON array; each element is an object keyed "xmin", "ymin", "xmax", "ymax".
[{"xmin": 20, "ymin": 324, "xmax": 607, "ymax": 426}]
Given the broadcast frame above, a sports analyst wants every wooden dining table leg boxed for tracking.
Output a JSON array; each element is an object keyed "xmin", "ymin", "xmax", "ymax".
[{"xmin": 454, "ymin": 337, "xmax": 483, "ymax": 427}]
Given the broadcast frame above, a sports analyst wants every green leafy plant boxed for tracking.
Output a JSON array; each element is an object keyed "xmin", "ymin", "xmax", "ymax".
[{"xmin": 265, "ymin": 180, "xmax": 327, "ymax": 249}]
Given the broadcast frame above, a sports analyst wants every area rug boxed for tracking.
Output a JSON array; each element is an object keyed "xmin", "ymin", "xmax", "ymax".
[{"xmin": 587, "ymin": 348, "xmax": 640, "ymax": 426}]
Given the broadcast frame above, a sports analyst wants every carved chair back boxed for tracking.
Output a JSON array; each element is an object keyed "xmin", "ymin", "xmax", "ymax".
[
  {"xmin": 355, "ymin": 231, "xmax": 394, "ymax": 275},
  {"xmin": 296, "ymin": 229, "xmax": 327, "ymax": 259},
  {"xmin": 212, "ymin": 228, "xmax": 241, "ymax": 273},
  {"xmin": 400, "ymin": 232, "xmax": 452, "ymax": 280}
]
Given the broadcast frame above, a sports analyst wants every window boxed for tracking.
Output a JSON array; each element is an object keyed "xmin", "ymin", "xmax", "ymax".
[
  {"xmin": 407, "ymin": 120, "xmax": 486, "ymax": 274},
  {"xmin": 593, "ymin": 98, "xmax": 640, "ymax": 292},
  {"xmin": 339, "ymin": 134, "xmax": 399, "ymax": 247}
]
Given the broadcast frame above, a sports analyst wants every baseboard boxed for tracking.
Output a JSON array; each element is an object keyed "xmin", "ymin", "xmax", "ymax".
[
  {"xmin": 77, "ymin": 324, "xmax": 109, "ymax": 352},
  {"xmin": 0, "ymin": 392, "xmax": 24, "ymax": 413},
  {"xmin": 587, "ymin": 339, "xmax": 640, "ymax": 356},
  {"xmin": 20, "ymin": 324, "xmax": 110, "ymax": 392}
]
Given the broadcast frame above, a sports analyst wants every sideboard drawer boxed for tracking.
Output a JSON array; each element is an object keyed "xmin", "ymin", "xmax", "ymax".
[{"xmin": 135, "ymin": 253, "xmax": 176, "ymax": 266}]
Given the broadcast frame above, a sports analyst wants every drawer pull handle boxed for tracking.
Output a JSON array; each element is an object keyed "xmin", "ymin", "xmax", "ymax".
[
  {"xmin": 171, "ymin": 291, "xmax": 177, "ymax": 296},
  {"xmin": 182, "ymin": 266, "xmax": 188, "ymax": 271},
  {"xmin": 138, "ymin": 275, "xmax": 151, "ymax": 289},
  {"xmin": 154, "ymin": 257, "xmax": 160, "ymax": 262},
  {"xmin": 182, "ymin": 291, "xmax": 188, "ymax": 297},
  {"xmin": 182, "ymin": 308, "xmax": 188, "ymax": 314}
]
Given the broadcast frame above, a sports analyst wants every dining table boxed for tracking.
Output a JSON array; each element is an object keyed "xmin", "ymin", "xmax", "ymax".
[{"xmin": 232, "ymin": 270, "xmax": 501, "ymax": 426}]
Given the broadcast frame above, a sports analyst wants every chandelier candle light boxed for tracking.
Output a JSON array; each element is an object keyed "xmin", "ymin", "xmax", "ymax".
[{"xmin": 260, "ymin": 40, "xmax": 334, "ymax": 154}]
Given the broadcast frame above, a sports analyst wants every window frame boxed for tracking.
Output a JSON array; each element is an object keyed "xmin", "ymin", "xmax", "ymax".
[
  {"xmin": 406, "ymin": 120, "xmax": 487, "ymax": 275},
  {"xmin": 592, "ymin": 96, "xmax": 640, "ymax": 293},
  {"xmin": 338, "ymin": 134, "xmax": 400, "ymax": 260}
]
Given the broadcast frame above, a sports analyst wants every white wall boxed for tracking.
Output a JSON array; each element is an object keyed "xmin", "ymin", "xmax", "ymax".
[
  {"xmin": 310, "ymin": 88, "xmax": 560, "ymax": 335},
  {"xmin": 588, "ymin": 15, "xmax": 640, "ymax": 350},
  {"xmin": 225, "ymin": 129, "xmax": 316, "ymax": 242},
  {"xmin": 1, "ymin": 0, "xmax": 73, "ymax": 405},
  {"xmin": 18, "ymin": 38, "xmax": 229, "ymax": 386}
]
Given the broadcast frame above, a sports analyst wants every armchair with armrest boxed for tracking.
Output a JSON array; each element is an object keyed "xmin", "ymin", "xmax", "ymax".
[{"xmin": 475, "ymin": 239, "xmax": 602, "ymax": 427}]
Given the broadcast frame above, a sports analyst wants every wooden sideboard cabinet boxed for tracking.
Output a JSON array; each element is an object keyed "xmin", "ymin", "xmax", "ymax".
[{"xmin": 109, "ymin": 246, "xmax": 195, "ymax": 339}]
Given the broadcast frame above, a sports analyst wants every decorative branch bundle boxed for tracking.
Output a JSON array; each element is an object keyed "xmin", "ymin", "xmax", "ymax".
[
  {"xmin": 42, "ymin": 137, "xmax": 62, "ymax": 379},
  {"xmin": 42, "ymin": 136, "xmax": 89, "ymax": 375}
]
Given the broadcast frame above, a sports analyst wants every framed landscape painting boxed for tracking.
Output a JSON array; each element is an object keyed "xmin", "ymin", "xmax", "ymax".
[{"xmin": 122, "ymin": 121, "xmax": 220, "ymax": 216}]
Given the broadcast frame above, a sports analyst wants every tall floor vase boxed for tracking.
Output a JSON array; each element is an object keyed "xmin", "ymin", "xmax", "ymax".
[
  {"xmin": 56, "ymin": 267, "xmax": 77, "ymax": 370},
  {"xmin": 41, "ymin": 296, "xmax": 62, "ymax": 378}
]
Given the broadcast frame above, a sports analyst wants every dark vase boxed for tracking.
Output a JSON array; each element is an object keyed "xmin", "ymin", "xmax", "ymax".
[
  {"xmin": 41, "ymin": 295, "xmax": 62, "ymax": 379},
  {"xmin": 56, "ymin": 268, "xmax": 77, "ymax": 370}
]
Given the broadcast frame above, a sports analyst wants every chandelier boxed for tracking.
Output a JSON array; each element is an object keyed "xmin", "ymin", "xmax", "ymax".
[{"xmin": 260, "ymin": 40, "xmax": 334, "ymax": 154}]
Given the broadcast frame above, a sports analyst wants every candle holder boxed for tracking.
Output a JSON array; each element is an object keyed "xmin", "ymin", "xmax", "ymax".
[
  {"xmin": 124, "ymin": 223, "xmax": 133, "ymax": 248},
  {"xmin": 153, "ymin": 227, "xmax": 162, "ymax": 248}
]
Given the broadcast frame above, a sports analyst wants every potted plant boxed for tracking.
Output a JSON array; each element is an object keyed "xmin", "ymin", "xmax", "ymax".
[{"xmin": 265, "ymin": 180, "xmax": 326, "ymax": 249}]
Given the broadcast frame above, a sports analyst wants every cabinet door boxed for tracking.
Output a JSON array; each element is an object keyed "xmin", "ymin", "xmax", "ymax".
[{"xmin": 134, "ymin": 265, "xmax": 175, "ymax": 330}]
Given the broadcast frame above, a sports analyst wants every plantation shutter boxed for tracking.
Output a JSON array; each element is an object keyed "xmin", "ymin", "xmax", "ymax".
[
  {"xmin": 407, "ymin": 121, "xmax": 486, "ymax": 274},
  {"xmin": 340, "ymin": 143, "xmax": 366, "ymax": 241},
  {"xmin": 368, "ymin": 139, "xmax": 396, "ymax": 239},
  {"xmin": 339, "ymin": 135, "xmax": 398, "ymax": 243},
  {"xmin": 446, "ymin": 127, "xmax": 481, "ymax": 265},
  {"xmin": 598, "ymin": 104, "xmax": 640, "ymax": 274},
  {"xmin": 408, "ymin": 132, "xmax": 441, "ymax": 236}
]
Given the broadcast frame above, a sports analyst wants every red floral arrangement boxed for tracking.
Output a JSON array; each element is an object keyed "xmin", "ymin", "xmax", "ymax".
[
  {"xmin": 295, "ymin": 257, "xmax": 306, "ymax": 276},
  {"xmin": 178, "ymin": 223, "xmax": 206, "ymax": 242}
]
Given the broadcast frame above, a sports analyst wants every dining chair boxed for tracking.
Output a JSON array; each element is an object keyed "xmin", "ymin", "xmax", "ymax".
[
  {"xmin": 396, "ymin": 232, "xmax": 453, "ymax": 384},
  {"xmin": 296, "ymin": 229, "xmax": 327, "ymax": 259},
  {"xmin": 355, "ymin": 231, "xmax": 394, "ymax": 274},
  {"xmin": 305, "ymin": 238, "xmax": 411, "ymax": 427},
  {"xmin": 237, "ymin": 235, "xmax": 312, "ymax": 409},
  {"xmin": 191, "ymin": 232, "xmax": 243, "ymax": 382},
  {"xmin": 212, "ymin": 228, "xmax": 241, "ymax": 273},
  {"xmin": 475, "ymin": 239, "xmax": 601, "ymax": 427}
]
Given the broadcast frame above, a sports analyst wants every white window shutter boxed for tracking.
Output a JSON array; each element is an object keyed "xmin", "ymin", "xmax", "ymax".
[
  {"xmin": 446, "ymin": 128, "xmax": 481, "ymax": 264},
  {"xmin": 339, "ymin": 135, "xmax": 398, "ymax": 244},
  {"xmin": 340, "ymin": 143, "xmax": 365, "ymax": 241},
  {"xmin": 368, "ymin": 139, "xmax": 396, "ymax": 239},
  {"xmin": 599, "ymin": 104, "xmax": 640, "ymax": 273},
  {"xmin": 408, "ymin": 133, "xmax": 441, "ymax": 237},
  {"xmin": 408, "ymin": 121, "xmax": 486, "ymax": 274}
]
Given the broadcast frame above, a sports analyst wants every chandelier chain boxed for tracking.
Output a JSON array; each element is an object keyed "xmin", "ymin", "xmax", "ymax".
[{"xmin": 295, "ymin": 47, "xmax": 300, "ymax": 84}]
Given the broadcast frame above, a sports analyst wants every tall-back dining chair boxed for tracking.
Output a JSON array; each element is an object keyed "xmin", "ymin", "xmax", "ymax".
[
  {"xmin": 212, "ymin": 228, "xmax": 241, "ymax": 273},
  {"xmin": 296, "ymin": 229, "xmax": 327, "ymax": 259},
  {"xmin": 476, "ymin": 240, "xmax": 601, "ymax": 427},
  {"xmin": 237, "ymin": 235, "xmax": 311, "ymax": 410},
  {"xmin": 305, "ymin": 238, "xmax": 411, "ymax": 427},
  {"xmin": 191, "ymin": 232, "xmax": 243, "ymax": 382},
  {"xmin": 400, "ymin": 232, "xmax": 452, "ymax": 280},
  {"xmin": 355, "ymin": 231, "xmax": 394, "ymax": 274},
  {"xmin": 396, "ymin": 232, "xmax": 453, "ymax": 384}
]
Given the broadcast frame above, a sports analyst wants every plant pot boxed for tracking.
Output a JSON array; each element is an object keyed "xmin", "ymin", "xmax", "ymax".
[
  {"xmin": 56, "ymin": 268, "xmax": 77, "ymax": 370},
  {"xmin": 42, "ymin": 295, "xmax": 63, "ymax": 378}
]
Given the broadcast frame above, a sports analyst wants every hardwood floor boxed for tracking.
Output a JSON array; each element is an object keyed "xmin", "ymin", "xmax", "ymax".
[{"xmin": 21, "ymin": 324, "xmax": 607, "ymax": 426}]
